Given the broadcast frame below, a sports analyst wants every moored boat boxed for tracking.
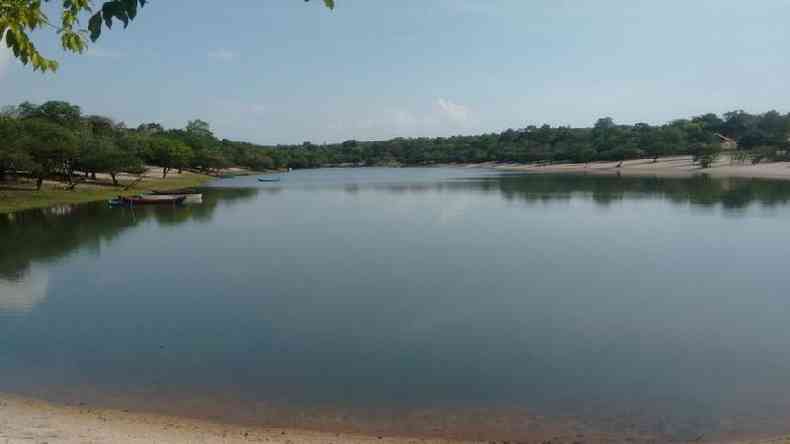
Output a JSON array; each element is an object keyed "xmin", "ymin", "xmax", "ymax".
[
  {"xmin": 149, "ymin": 189, "xmax": 200, "ymax": 195},
  {"xmin": 147, "ymin": 190, "xmax": 203, "ymax": 204},
  {"xmin": 117, "ymin": 195, "xmax": 187, "ymax": 206},
  {"xmin": 257, "ymin": 177, "xmax": 281, "ymax": 182}
]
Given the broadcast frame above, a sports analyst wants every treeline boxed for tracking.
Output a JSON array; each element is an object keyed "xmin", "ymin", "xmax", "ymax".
[
  {"xmin": 281, "ymin": 111, "xmax": 790, "ymax": 168},
  {"xmin": 0, "ymin": 101, "xmax": 278, "ymax": 189},
  {"xmin": 235, "ymin": 110, "xmax": 790, "ymax": 169},
  {"xmin": 2, "ymin": 100, "xmax": 790, "ymax": 190}
]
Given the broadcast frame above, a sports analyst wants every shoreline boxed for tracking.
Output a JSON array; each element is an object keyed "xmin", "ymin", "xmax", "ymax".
[
  {"xmin": 478, "ymin": 155, "xmax": 790, "ymax": 181},
  {"xmin": 5, "ymin": 157, "xmax": 790, "ymax": 215},
  {"xmin": 1, "ymin": 392, "xmax": 788, "ymax": 444},
  {"xmin": 0, "ymin": 387, "xmax": 665, "ymax": 444},
  {"xmin": 0, "ymin": 393, "xmax": 471, "ymax": 444},
  {"xmin": 0, "ymin": 168, "xmax": 215, "ymax": 215}
]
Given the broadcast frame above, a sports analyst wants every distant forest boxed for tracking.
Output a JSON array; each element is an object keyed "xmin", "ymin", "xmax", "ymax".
[{"xmin": 2, "ymin": 101, "xmax": 789, "ymax": 188}]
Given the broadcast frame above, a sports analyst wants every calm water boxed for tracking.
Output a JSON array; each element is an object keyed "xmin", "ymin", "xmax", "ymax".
[{"xmin": 2, "ymin": 168, "xmax": 790, "ymax": 440}]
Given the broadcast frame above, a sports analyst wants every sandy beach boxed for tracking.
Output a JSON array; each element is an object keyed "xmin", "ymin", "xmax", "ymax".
[
  {"xmin": 2, "ymin": 392, "xmax": 790, "ymax": 444},
  {"xmin": 0, "ymin": 394, "xmax": 474, "ymax": 444},
  {"xmin": 484, "ymin": 155, "xmax": 790, "ymax": 181}
]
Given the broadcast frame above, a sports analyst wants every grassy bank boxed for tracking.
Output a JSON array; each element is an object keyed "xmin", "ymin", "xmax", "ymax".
[{"xmin": 0, "ymin": 170, "xmax": 213, "ymax": 214}]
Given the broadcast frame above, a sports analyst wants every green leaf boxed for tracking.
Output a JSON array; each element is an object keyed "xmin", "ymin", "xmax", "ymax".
[
  {"xmin": 5, "ymin": 29, "xmax": 17, "ymax": 52},
  {"xmin": 102, "ymin": 5, "xmax": 114, "ymax": 28},
  {"xmin": 114, "ymin": 1, "xmax": 131, "ymax": 27},
  {"xmin": 88, "ymin": 13, "xmax": 103, "ymax": 41},
  {"xmin": 122, "ymin": 0, "xmax": 138, "ymax": 20},
  {"xmin": 304, "ymin": 0, "xmax": 335, "ymax": 9}
]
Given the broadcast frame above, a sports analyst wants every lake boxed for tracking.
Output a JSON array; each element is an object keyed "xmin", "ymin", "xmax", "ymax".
[{"xmin": 2, "ymin": 168, "xmax": 790, "ymax": 442}]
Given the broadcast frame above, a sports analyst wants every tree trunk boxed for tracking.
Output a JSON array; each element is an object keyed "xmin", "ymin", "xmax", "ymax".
[
  {"xmin": 91, "ymin": 171, "xmax": 97, "ymax": 180},
  {"xmin": 162, "ymin": 167, "xmax": 169, "ymax": 179},
  {"xmin": 110, "ymin": 173, "xmax": 118, "ymax": 186},
  {"xmin": 36, "ymin": 176, "xmax": 44, "ymax": 190}
]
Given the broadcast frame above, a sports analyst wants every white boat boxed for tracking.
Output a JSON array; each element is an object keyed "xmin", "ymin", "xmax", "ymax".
[{"xmin": 146, "ymin": 193, "xmax": 203, "ymax": 204}]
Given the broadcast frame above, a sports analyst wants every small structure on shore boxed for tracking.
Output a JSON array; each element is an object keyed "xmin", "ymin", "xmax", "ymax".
[{"xmin": 715, "ymin": 133, "xmax": 738, "ymax": 151}]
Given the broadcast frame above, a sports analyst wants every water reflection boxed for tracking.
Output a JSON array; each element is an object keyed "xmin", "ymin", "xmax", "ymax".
[
  {"xmin": 333, "ymin": 173, "xmax": 790, "ymax": 211},
  {"xmin": 3, "ymin": 171, "xmax": 790, "ymax": 441},
  {"xmin": 0, "ymin": 187, "xmax": 259, "ymax": 286},
  {"xmin": 0, "ymin": 267, "xmax": 49, "ymax": 314},
  {"xmin": 4, "ymin": 173, "xmax": 790, "ymax": 306}
]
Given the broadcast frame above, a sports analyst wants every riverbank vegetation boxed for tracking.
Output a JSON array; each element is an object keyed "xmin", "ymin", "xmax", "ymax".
[
  {"xmin": 0, "ymin": 171, "xmax": 210, "ymax": 214},
  {"xmin": 285, "ymin": 110, "xmax": 789, "ymax": 168},
  {"xmin": 2, "ymin": 100, "xmax": 790, "ymax": 213},
  {"xmin": 6, "ymin": 102, "xmax": 790, "ymax": 178},
  {"xmin": 0, "ymin": 101, "xmax": 274, "ymax": 188}
]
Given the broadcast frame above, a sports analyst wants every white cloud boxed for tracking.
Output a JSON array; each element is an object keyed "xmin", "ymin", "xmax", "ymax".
[
  {"xmin": 204, "ymin": 99, "xmax": 270, "ymax": 138},
  {"xmin": 250, "ymin": 103, "xmax": 266, "ymax": 113},
  {"xmin": 435, "ymin": 98, "xmax": 471, "ymax": 124},
  {"xmin": 0, "ymin": 267, "xmax": 49, "ymax": 314},
  {"xmin": 323, "ymin": 98, "xmax": 477, "ymax": 141},
  {"xmin": 208, "ymin": 49, "xmax": 237, "ymax": 61},
  {"xmin": 327, "ymin": 108, "xmax": 420, "ymax": 136}
]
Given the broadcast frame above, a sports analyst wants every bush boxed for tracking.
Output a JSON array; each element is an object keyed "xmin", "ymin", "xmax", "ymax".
[
  {"xmin": 750, "ymin": 146, "xmax": 779, "ymax": 164},
  {"xmin": 690, "ymin": 143, "xmax": 721, "ymax": 169}
]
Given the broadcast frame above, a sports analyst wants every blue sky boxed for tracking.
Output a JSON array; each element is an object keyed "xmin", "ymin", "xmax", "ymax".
[{"xmin": 1, "ymin": 0, "xmax": 788, "ymax": 144}]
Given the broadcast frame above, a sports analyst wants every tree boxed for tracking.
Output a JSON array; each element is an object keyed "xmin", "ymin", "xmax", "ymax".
[
  {"xmin": 171, "ymin": 142, "xmax": 194, "ymax": 174},
  {"xmin": 738, "ymin": 128, "xmax": 769, "ymax": 150},
  {"xmin": 1, "ymin": 0, "xmax": 335, "ymax": 72},
  {"xmin": 572, "ymin": 146, "xmax": 596, "ymax": 165},
  {"xmin": 18, "ymin": 119, "xmax": 78, "ymax": 189},
  {"xmin": 101, "ymin": 138, "xmax": 142, "ymax": 185},
  {"xmin": 690, "ymin": 143, "xmax": 721, "ymax": 169},
  {"xmin": 591, "ymin": 117, "xmax": 618, "ymax": 153},
  {"xmin": 21, "ymin": 101, "xmax": 82, "ymax": 128},
  {"xmin": 0, "ymin": 116, "xmax": 33, "ymax": 180},
  {"xmin": 83, "ymin": 114, "xmax": 117, "ymax": 137},
  {"xmin": 691, "ymin": 113, "xmax": 724, "ymax": 134},
  {"xmin": 137, "ymin": 122, "xmax": 164, "ymax": 134},
  {"xmin": 750, "ymin": 146, "xmax": 778, "ymax": 164},
  {"xmin": 186, "ymin": 119, "xmax": 213, "ymax": 138},
  {"xmin": 756, "ymin": 110, "xmax": 790, "ymax": 146},
  {"xmin": 145, "ymin": 137, "xmax": 191, "ymax": 178},
  {"xmin": 77, "ymin": 134, "xmax": 140, "ymax": 184},
  {"xmin": 721, "ymin": 110, "xmax": 757, "ymax": 140}
]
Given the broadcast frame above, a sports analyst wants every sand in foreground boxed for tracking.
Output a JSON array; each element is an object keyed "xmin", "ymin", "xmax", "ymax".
[
  {"xmin": 3, "ymin": 393, "xmax": 790, "ymax": 444},
  {"xmin": 0, "ymin": 394, "xmax": 472, "ymax": 444}
]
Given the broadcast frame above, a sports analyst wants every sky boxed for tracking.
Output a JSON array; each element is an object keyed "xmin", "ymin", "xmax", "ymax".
[{"xmin": 1, "ymin": 0, "xmax": 789, "ymax": 145}]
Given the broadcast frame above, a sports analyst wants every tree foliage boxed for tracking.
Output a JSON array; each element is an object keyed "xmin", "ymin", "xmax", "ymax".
[
  {"xmin": 17, "ymin": 118, "xmax": 78, "ymax": 189},
  {"xmin": 1, "ymin": 0, "xmax": 148, "ymax": 72},
  {"xmin": 2, "ymin": 100, "xmax": 790, "ymax": 191},
  {"xmin": 1, "ymin": 0, "xmax": 334, "ymax": 72}
]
